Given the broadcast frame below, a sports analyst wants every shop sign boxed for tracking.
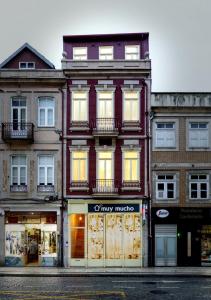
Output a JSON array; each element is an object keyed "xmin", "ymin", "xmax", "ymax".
[
  {"xmin": 156, "ymin": 209, "xmax": 169, "ymax": 218},
  {"xmin": 88, "ymin": 204, "xmax": 140, "ymax": 213}
]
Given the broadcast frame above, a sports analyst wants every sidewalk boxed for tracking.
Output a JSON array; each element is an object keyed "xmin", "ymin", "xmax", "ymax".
[{"xmin": 1, "ymin": 267, "xmax": 211, "ymax": 277}]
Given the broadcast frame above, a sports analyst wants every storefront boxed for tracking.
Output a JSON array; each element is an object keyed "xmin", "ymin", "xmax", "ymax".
[
  {"xmin": 152, "ymin": 207, "xmax": 211, "ymax": 267},
  {"xmin": 67, "ymin": 200, "xmax": 146, "ymax": 267},
  {"xmin": 5, "ymin": 211, "xmax": 58, "ymax": 267}
]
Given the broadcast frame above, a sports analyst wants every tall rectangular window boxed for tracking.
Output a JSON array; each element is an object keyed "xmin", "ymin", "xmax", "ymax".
[
  {"xmin": 99, "ymin": 46, "xmax": 113, "ymax": 60},
  {"xmin": 123, "ymin": 151, "xmax": 139, "ymax": 181},
  {"xmin": 38, "ymin": 98, "xmax": 55, "ymax": 127},
  {"xmin": 71, "ymin": 151, "xmax": 87, "ymax": 182},
  {"xmin": 156, "ymin": 175, "xmax": 176, "ymax": 200},
  {"xmin": 73, "ymin": 47, "xmax": 87, "ymax": 60},
  {"xmin": 125, "ymin": 45, "xmax": 140, "ymax": 60},
  {"xmin": 155, "ymin": 122, "xmax": 176, "ymax": 148},
  {"xmin": 11, "ymin": 156, "xmax": 27, "ymax": 186},
  {"xmin": 38, "ymin": 155, "xmax": 54, "ymax": 186},
  {"xmin": 123, "ymin": 91, "xmax": 139, "ymax": 121},
  {"xmin": 98, "ymin": 91, "xmax": 113, "ymax": 118},
  {"xmin": 189, "ymin": 122, "xmax": 208, "ymax": 148},
  {"xmin": 189, "ymin": 174, "xmax": 209, "ymax": 199},
  {"xmin": 72, "ymin": 91, "xmax": 88, "ymax": 122}
]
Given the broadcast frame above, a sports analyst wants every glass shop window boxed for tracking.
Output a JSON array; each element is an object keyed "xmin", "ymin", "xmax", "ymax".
[{"xmin": 70, "ymin": 214, "xmax": 85, "ymax": 259}]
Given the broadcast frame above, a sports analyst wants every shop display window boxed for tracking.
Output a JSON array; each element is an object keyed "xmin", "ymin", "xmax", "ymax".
[
  {"xmin": 70, "ymin": 214, "xmax": 85, "ymax": 259},
  {"xmin": 201, "ymin": 226, "xmax": 211, "ymax": 264},
  {"xmin": 88, "ymin": 214, "xmax": 104, "ymax": 259},
  {"xmin": 5, "ymin": 231, "xmax": 25, "ymax": 256},
  {"xmin": 124, "ymin": 214, "xmax": 141, "ymax": 259},
  {"xmin": 41, "ymin": 231, "xmax": 57, "ymax": 255}
]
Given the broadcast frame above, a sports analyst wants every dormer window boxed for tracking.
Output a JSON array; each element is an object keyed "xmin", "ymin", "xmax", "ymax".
[{"xmin": 19, "ymin": 62, "xmax": 35, "ymax": 69}]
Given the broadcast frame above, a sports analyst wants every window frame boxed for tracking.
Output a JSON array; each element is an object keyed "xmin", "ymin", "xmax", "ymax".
[
  {"xmin": 38, "ymin": 97, "xmax": 55, "ymax": 127},
  {"xmin": 188, "ymin": 121, "xmax": 209, "ymax": 149},
  {"xmin": 73, "ymin": 47, "xmax": 87, "ymax": 60},
  {"xmin": 154, "ymin": 121, "xmax": 176, "ymax": 149},
  {"xmin": 155, "ymin": 174, "xmax": 176, "ymax": 200},
  {"xmin": 122, "ymin": 89, "xmax": 140, "ymax": 122},
  {"xmin": 19, "ymin": 62, "xmax": 35, "ymax": 69},
  {"xmin": 189, "ymin": 174, "xmax": 209, "ymax": 200},
  {"xmin": 71, "ymin": 150, "xmax": 88, "ymax": 183},
  {"xmin": 38, "ymin": 155, "xmax": 54, "ymax": 186},
  {"xmin": 122, "ymin": 150, "xmax": 140, "ymax": 182},
  {"xmin": 99, "ymin": 46, "xmax": 114, "ymax": 60},
  {"xmin": 71, "ymin": 90, "xmax": 89, "ymax": 122},
  {"xmin": 125, "ymin": 45, "xmax": 140, "ymax": 60},
  {"xmin": 11, "ymin": 155, "xmax": 27, "ymax": 186}
]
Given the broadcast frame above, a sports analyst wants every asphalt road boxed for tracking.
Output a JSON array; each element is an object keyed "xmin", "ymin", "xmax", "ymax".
[{"xmin": 0, "ymin": 276, "xmax": 211, "ymax": 299}]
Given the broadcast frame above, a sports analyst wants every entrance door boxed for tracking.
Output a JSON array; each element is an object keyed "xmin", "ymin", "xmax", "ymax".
[
  {"xmin": 155, "ymin": 225, "xmax": 177, "ymax": 266},
  {"xmin": 12, "ymin": 99, "xmax": 27, "ymax": 134},
  {"xmin": 26, "ymin": 228, "xmax": 40, "ymax": 265}
]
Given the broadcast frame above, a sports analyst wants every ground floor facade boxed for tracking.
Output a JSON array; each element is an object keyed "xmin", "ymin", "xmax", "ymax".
[
  {"xmin": 65, "ymin": 199, "xmax": 148, "ymax": 268},
  {"xmin": 152, "ymin": 207, "xmax": 211, "ymax": 267},
  {"xmin": 0, "ymin": 206, "xmax": 61, "ymax": 267}
]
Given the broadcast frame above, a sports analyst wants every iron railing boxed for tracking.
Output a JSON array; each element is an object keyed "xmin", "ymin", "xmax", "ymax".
[
  {"xmin": 2, "ymin": 122, "xmax": 34, "ymax": 142},
  {"xmin": 37, "ymin": 185, "xmax": 55, "ymax": 193},
  {"xmin": 70, "ymin": 181, "xmax": 89, "ymax": 188},
  {"xmin": 10, "ymin": 185, "xmax": 27, "ymax": 192},
  {"xmin": 92, "ymin": 179, "xmax": 119, "ymax": 194},
  {"xmin": 92, "ymin": 118, "xmax": 119, "ymax": 134}
]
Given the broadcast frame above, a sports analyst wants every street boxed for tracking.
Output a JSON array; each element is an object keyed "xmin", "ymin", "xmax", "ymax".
[{"xmin": 0, "ymin": 276, "xmax": 211, "ymax": 299}]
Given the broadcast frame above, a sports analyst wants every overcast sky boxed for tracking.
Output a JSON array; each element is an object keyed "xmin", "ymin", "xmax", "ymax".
[{"xmin": 0, "ymin": 0, "xmax": 210, "ymax": 92}]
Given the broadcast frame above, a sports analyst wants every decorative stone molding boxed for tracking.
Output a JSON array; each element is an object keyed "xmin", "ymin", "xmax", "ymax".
[{"xmin": 152, "ymin": 93, "xmax": 211, "ymax": 107}]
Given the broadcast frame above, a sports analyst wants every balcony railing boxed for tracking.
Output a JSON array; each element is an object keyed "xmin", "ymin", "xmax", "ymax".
[
  {"xmin": 92, "ymin": 118, "xmax": 119, "ymax": 135},
  {"xmin": 10, "ymin": 185, "xmax": 27, "ymax": 192},
  {"xmin": 37, "ymin": 185, "xmax": 55, "ymax": 193},
  {"xmin": 2, "ymin": 122, "xmax": 34, "ymax": 142},
  {"xmin": 92, "ymin": 179, "xmax": 119, "ymax": 194},
  {"xmin": 70, "ymin": 181, "xmax": 89, "ymax": 189},
  {"xmin": 122, "ymin": 181, "xmax": 141, "ymax": 190}
]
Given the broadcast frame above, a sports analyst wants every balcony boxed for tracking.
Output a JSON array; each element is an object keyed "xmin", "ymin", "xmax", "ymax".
[
  {"xmin": 122, "ymin": 181, "xmax": 141, "ymax": 191},
  {"xmin": 70, "ymin": 181, "xmax": 89, "ymax": 191},
  {"xmin": 37, "ymin": 185, "xmax": 55, "ymax": 193},
  {"xmin": 2, "ymin": 122, "xmax": 34, "ymax": 143},
  {"xmin": 92, "ymin": 118, "xmax": 119, "ymax": 136},
  {"xmin": 91, "ymin": 179, "xmax": 119, "ymax": 197},
  {"xmin": 70, "ymin": 121, "xmax": 90, "ymax": 131},
  {"xmin": 10, "ymin": 185, "xmax": 27, "ymax": 192}
]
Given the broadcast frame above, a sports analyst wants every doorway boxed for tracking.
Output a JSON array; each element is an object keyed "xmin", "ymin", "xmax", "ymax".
[{"xmin": 26, "ymin": 228, "xmax": 41, "ymax": 265}]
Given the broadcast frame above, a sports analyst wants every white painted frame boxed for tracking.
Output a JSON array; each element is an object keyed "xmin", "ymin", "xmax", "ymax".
[
  {"xmin": 11, "ymin": 155, "xmax": 27, "ymax": 186},
  {"xmin": 122, "ymin": 88, "xmax": 141, "ymax": 123},
  {"xmin": 38, "ymin": 155, "xmax": 54, "ymax": 186},
  {"xmin": 73, "ymin": 47, "xmax": 87, "ymax": 60},
  {"xmin": 156, "ymin": 174, "xmax": 176, "ymax": 200},
  {"xmin": 189, "ymin": 174, "xmax": 209, "ymax": 200},
  {"xmin": 121, "ymin": 149, "xmax": 140, "ymax": 182},
  {"xmin": 99, "ymin": 46, "xmax": 114, "ymax": 60},
  {"xmin": 70, "ymin": 149, "xmax": 89, "ymax": 183},
  {"xmin": 19, "ymin": 62, "xmax": 35, "ymax": 69},
  {"xmin": 96, "ymin": 89, "xmax": 115, "ymax": 119},
  {"xmin": 125, "ymin": 45, "xmax": 140, "ymax": 60},
  {"xmin": 38, "ymin": 97, "xmax": 55, "ymax": 127},
  {"xmin": 71, "ymin": 89, "xmax": 89, "ymax": 122},
  {"xmin": 186, "ymin": 119, "xmax": 210, "ymax": 150}
]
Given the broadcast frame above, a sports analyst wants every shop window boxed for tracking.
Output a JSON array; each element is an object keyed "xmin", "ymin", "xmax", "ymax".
[
  {"xmin": 71, "ymin": 91, "xmax": 88, "ymax": 122},
  {"xmin": 125, "ymin": 45, "xmax": 140, "ymax": 60},
  {"xmin": 156, "ymin": 174, "xmax": 176, "ymax": 200},
  {"xmin": 73, "ymin": 47, "xmax": 87, "ymax": 60},
  {"xmin": 123, "ymin": 91, "xmax": 139, "ymax": 122},
  {"xmin": 41, "ymin": 231, "xmax": 57, "ymax": 255},
  {"xmin": 155, "ymin": 122, "xmax": 176, "ymax": 148},
  {"xmin": 189, "ymin": 174, "xmax": 209, "ymax": 199},
  {"xmin": 38, "ymin": 98, "xmax": 55, "ymax": 127},
  {"xmin": 99, "ymin": 46, "xmax": 113, "ymax": 60},
  {"xmin": 123, "ymin": 151, "xmax": 139, "ymax": 182},
  {"xmin": 88, "ymin": 214, "xmax": 104, "ymax": 259},
  {"xmin": 71, "ymin": 151, "xmax": 88, "ymax": 182},
  {"xmin": 11, "ymin": 155, "xmax": 27, "ymax": 188},
  {"xmin": 70, "ymin": 214, "xmax": 85, "ymax": 259},
  {"xmin": 188, "ymin": 122, "xmax": 208, "ymax": 148}
]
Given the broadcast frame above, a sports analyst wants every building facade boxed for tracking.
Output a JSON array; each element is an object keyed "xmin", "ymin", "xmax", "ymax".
[
  {"xmin": 0, "ymin": 43, "xmax": 65, "ymax": 266},
  {"xmin": 62, "ymin": 33, "xmax": 151, "ymax": 267},
  {"xmin": 151, "ymin": 93, "xmax": 211, "ymax": 266}
]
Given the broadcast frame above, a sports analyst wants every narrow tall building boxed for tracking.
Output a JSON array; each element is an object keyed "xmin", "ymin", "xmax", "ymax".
[
  {"xmin": 0, "ymin": 43, "xmax": 65, "ymax": 266},
  {"xmin": 62, "ymin": 33, "xmax": 151, "ymax": 267}
]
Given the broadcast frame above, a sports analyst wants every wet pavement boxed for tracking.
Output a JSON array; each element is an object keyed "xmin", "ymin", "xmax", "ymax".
[{"xmin": 0, "ymin": 276, "xmax": 211, "ymax": 299}]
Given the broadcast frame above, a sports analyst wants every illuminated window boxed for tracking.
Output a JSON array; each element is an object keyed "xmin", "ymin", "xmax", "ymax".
[
  {"xmin": 125, "ymin": 45, "xmax": 140, "ymax": 60},
  {"xmin": 72, "ymin": 91, "xmax": 88, "ymax": 121},
  {"xmin": 71, "ymin": 151, "xmax": 87, "ymax": 182},
  {"xmin": 123, "ymin": 91, "xmax": 139, "ymax": 121},
  {"xmin": 11, "ymin": 156, "xmax": 27, "ymax": 186},
  {"xmin": 123, "ymin": 151, "xmax": 139, "ymax": 181},
  {"xmin": 98, "ymin": 91, "xmax": 113, "ymax": 118},
  {"xmin": 98, "ymin": 151, "xmax": 113, "ymax": 180},
  {"xmin": 99, "ymin": 46, "xmax": 113, "ymax": 60},
  {"xmin": 38, "ymin": 155, "xmax": 54, "ymax": 186},
  {"xmin": 73, "ymin": 47, "xmax": 87, "ymax": 60},
  {"xmin": 38, "ymin": 98, "xmax": 55, "ymax": 127},
  {"xmin": 70, "ymin": 214, "xmax": 85, "ymax": 258}
]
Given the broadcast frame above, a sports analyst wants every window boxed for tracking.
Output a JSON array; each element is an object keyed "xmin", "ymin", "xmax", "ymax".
[
  {"xmin": 156, "ymin": 175, "xmax": 176, "ymax": 200},
  {"xmin": 38, "ymin": 156, "xmax": 54, "ymax": 186},
  {"xmin": 71, "ymin": 151, "xmax": 87, "ymax": 182},
  {"xmin": 11, "ymin": 156, "xmax": 27, "ymax": 186},
  {"xmin": 73, "ymin": 47, "xmax": 87, "ymax": 60},
  {"xmin": 38, "ymin": 98, "xmax": 55, "ymax": 127},
  {"xmin": 189, "ymin": 174, "xmax": 209, "ymax": 199},
  {"xmin": 155, "ymin": 122, "xmax": 176, "ymax": 148},
  {"xmin": 72, "ymin": 91, "xmax": 88, "ymax": 122},
  {"xmin": 123, "ymin": 151, "xmax": 139, "ymax": 181},
  {"xmin": 123, "ymin": 91, "xmax": 139, "ymax": 121},
  {"xmin": 189, "ymin": 122, "xmax": 208, "ymax": 148},
  {"xmin": 99, "ymin": 46, "xmax": 113, "ymax": 60},
  {"xmin": 125, "ymin": 45, "xmax": 140, "ymax": 60},
  {"xmin": 97, "ymin": 91, "xmax": 113, "ymax": 118},
  {"xmin": 19, "ymin": 62, "xmax": 35, "ymax": 69}
]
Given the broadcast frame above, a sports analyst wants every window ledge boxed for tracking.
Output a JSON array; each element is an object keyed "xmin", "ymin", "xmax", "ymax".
[
  {"xmin": 69, "ymin": 127, "xmax": 90, "ymax": 131},
  {"xmin": 69, "ymin": 187, "xmax": 89, "ymax": 191},
  {"xmin": 121, "ymin": 187, "xmax": 141, "ymax": 191}
]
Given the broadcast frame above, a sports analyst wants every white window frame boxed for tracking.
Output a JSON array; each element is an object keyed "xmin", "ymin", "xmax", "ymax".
[
  {"xmin": 155, "ymin": 122, "xmax": 176, "ymax": 148},
  {"xmin": 96, "ymin": 89, "xmax": 115, "ymax": 119},
  {"xmin": 122, "ymin": 89, "xmax": 140, "ymax": 122},
  {"xmin": 38, "ymin": 98, "xmax": 55, "ymax": 127},
  {"xmin": 11, "ymin": 155, "xmax": 27, "ymax": 186},
  {"xmin": 156, "ymin": 174, "xmax": 176, "ymax": 200},
  {"xmin": 73, "ymin": 47, "xmax": 87, "ymax": 60},
  {"xmin": 71, "ymin": 90, "xmax": 89, "ymax": 122},
  {"xmin": 188, "ymin": 122, "xmax": 209, "ymax": 149},
  {"xmin": 96, "ymin": 149, "xmax": 115, "ymax": 180},
  {"xmin": 38, "ymin": 155, "xmax": 54, "ymax": 186},
  {"xmin": 189, "ymin": 174, "xmax": 209, "ymax": 200},
  {"xmin": 19, "ymin": 62, "xmax": 35, "ymax": 69},
  {"xmin": 122, "ymin": 150, "xmax": 140, "ymax": 182},
  {"xmin": 99, "ymin": 46, "xmax": 113, "ymax": 60},
  {"xmin": 125, "ymin": 45, "xmax": 140, "ymax": 60},
  {"xmin": 71, "ymin": 150, "xmax": 88, "ymax": 182}
]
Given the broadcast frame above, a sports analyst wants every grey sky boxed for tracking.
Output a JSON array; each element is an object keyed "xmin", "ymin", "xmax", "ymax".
[{"xmin": 0, "ymin": 0, "xmax": 210, "ymax": 92}]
